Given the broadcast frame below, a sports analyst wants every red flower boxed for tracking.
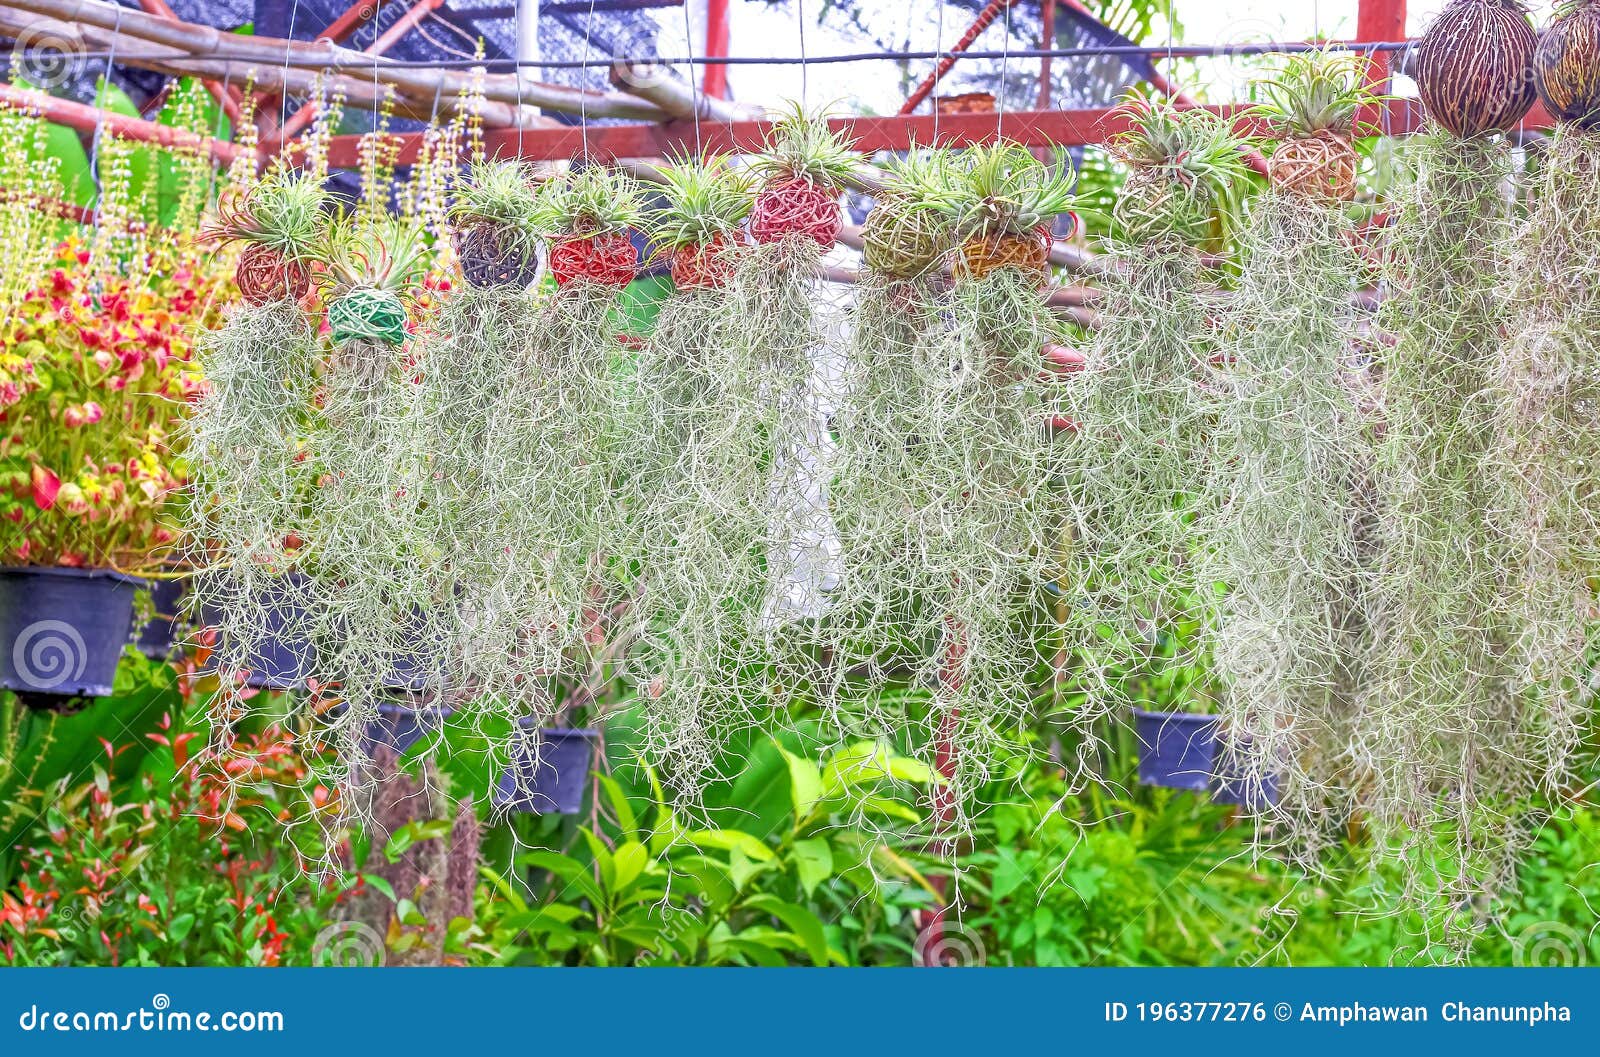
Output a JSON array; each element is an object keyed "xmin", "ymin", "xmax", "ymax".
[{"xmin": 30, "ymin": 464, "xmax": 60, "ymax": 510}]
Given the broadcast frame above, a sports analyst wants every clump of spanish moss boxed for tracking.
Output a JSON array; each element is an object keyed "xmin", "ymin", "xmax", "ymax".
[
  {"xmin": 1203, "ymin": 190, "xmax": 1375, "ymax": 858},
  {"xmin": 1060, "ymin": 97, "xmax": 1256, "ymax": 782},
  {"xmin": 1366, "ymin": 131, "xmax": 1525, "ymax": 941},
  {"xmin": 1201, "ymin": 50, "xmax": 1379, "ymax": 858},
  {"xmin": 1493, "ymin": 127, "xmax": 1600, "ymax": 803},
  {"xmin": 618, "ymin": 158, "xmax": 770, "ymax": 801}
]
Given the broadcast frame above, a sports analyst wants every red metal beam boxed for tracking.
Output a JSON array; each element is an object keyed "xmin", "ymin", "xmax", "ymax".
[
  {"xmin": 703, "ymin": 0, "xmax": 731, "ymax": 100},
  {"xmin": 318, "ymin": 100, "xmax": 1472, "ymax": 168},
  {"xmin": 319, "ymin": 0, "xmax": 382, "ymax": 45},
  {"xmin": 1356, "ymin": 0, "xmax": 1407, "ymax": 94},
  {"xmin": 0, "ymin": 83, "xmax": 242, "ymax": 167}
]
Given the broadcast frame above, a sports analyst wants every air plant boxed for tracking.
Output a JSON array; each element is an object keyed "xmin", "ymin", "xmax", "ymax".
[
  {"xmin": 302, "ymin": 216, "xmax": 437, "ymax": 796},
  {"xmin": 1202, "ymin": 52, "xmax": 1379, "ymax": 853},
  {"xmin": 1059, "ymin": 96, "xmax": 1257, "ymax": 777},
  {"xmin": 843, "ymin": 142, "xmax": 1073, "ymax": 837},
  {"xmin": 184, "ymin": 168, "xmax": 328, "ymax": 738},
  {"xmin": 535, "ymin": 165, "xmax": 641, "ymax": 288},
  {"xmin": 1533, "ymin": 1, "xmax": 1600, "ymax": 128},
  {"xmin": 1366, "ymin": 11, "xmax": 1534, "ymax": 938},
  {"xmin": 1108, "ymin": 88, "xmax": 1255, "ymax": 255},
  {"xmin": 1415, "ymin": 0, "xmax": 1538, "ymax": 138},
  {"xmin": 617, "ymin": 154, "xmax": 766, "ymax": 799},
  {"xmin": 202, "ymin": 168, "xmax": 325, "ymax": 306},
  {"xmin": 727, "ymin": 107, "xmax": 857, "ymax": 669},
  {"xmin": 1489, "ymin": 4, "xmax": 1600, "ymax": 870}
]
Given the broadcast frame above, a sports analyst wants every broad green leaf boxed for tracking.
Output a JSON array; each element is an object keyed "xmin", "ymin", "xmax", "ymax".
[
  {"xmin": 166, "ymin": 913, "xmax": 195, "ymax": 943},
  {"xmin": 780, "ymin": 746, "xmax": 824, "ymax": 822},
  {"xmin": 598, "ymin": 774, "xmax": 640, "ymax": 843},
  {"xmin": 790, "ymin": 837, "xmax": 833, "ymax": 896},
  {"xmin": 685, "ymin": 829, "xmax": 776, "ymax": 862},
  {"xmin": 612, "ymin": 840, "xmax": 648, "ymax": 893},
  {"xmin": 581, "ymin": 828, "xmax": 617, "ymax": 895},
  {"xmin": 742, "ymin": 894, "xmax": 830, "ymax": 966}
]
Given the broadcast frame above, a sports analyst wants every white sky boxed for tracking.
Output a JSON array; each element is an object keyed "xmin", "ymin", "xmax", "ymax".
[{"xmin": 703, "ymin": 1, "xmax": 1560, "ymax": 112}]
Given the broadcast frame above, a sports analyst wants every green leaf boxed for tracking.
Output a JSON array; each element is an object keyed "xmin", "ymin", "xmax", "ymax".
[
  {"xmin": 780, "ymin": 746, "xmax": 824, "ymax": 822},
  {"xmin": 791, "ymin": 837, "xmax": 833, "ymax": 897},
  {"xmin": 167, "ymin": 913, "xmax": 195, "ymax": 943},
  {"xmin": 597, "ymin": 774, "xmax": 640, "ymax": 843},
  {"xmin": 686, "ymin": 829, "xmax": 776, "ymax": 862},
  {"xmin": 582, "ymin": 828, "xmax": 617, "ymax": 895},
  {"xmin": 612, "ymin": 840, "xmax": 649, "ymax": 894},
  {"xmin": 384, "ymin": 818, "xmax": 452, "ymax": 864},
  {"xmin": 742, "ymin": 894, "xmax": 830, "ymax": 966},
  {"xmin": 992, "ymin": 848, "xmax": 1029, "ymax": 902}
]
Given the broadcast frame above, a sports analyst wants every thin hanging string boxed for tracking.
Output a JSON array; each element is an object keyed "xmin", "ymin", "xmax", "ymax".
[
  {"xmin": 682, "ymin": 0, "xmax": 701, "ymax": 157},
  {"xmin": 88, "ymin": 2, "xmax": 123, "ymax": 267},
  {"xmin": 581, "ymin": 0, "xmax": 597, "ymax": 161},
  {"xmin": 998, "ymin": 0, "xmax": 1010, "ymax": 139},
  {"xmin": 282, "ymin": 0, "xmax": 301, "ymax": 128},
  {"xmin": 798, "ymin": 0, "xmax": 808, "ymax": 107},
  {"xmin": 933, "ymin": 2, "xmax": 944, "ymax": 143},
  {"xmin": 514, "ymin": 2, "xmax": 524, "ymax": 156}
]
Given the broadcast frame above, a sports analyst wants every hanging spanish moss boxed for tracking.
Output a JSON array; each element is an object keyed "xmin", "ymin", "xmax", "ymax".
[
  {"xmin": 1365, "ymin": 130, "xmax": 1525, "ymax": 944},
  {"xmin": 1492, "ymin": 124, "xmax": 1600, "ymax": 808},
  {"xmin": 1201, "ymin": 51, "xmax": 1378, "ymax": 859},
  {"xmin": 1060, "ymin": 97, "xmax": 1255, "ymax": 782},
  {"xmin": 1204, "ymin": 192, "xmax": 1375, "ymax": 859}
]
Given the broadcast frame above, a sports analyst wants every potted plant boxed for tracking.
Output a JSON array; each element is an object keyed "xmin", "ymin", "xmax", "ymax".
[
  {"xmin": 1, "ymin": 237, "xmax": 220, "ymax": 707},
  {"xmin": 493, "ymin": 722, "xmax": 600, "ymax": 816}
]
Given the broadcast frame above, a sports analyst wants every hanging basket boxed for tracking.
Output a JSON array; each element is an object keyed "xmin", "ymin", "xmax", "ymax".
[
  {"xmin": 235, "ymin": 243, "xmax": 312, "ymax": 306},
  {"xmin": 455, "ymin": 223, "xmax": 540, "ymax": 289},
  {"xmin": 750, "ymin": 179, "xmax": 841, "ymax": 246},
  {"xmin": 1132, "ymin": 708, "xmax": 1219, "ymax": 792},
  {"xmin": 492, "ymin": 725, "xmax": 599, "ymax": 815},
  {"xmin": 549, "ymin": 234, "xmax": 637, "ymax": 287},
  {"xmin": 0, "ymin": 567, "xmax": 143, "ymax": 702}
]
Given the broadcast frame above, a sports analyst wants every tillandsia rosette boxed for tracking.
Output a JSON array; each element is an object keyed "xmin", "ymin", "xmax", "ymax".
[
  {"xmin": 315, "ymin": 218, "xmax": 431, "ymax": 351},
  {"xmin": 1, "ymin": 240, "xmax": 219, "ymax": 569},
  {"xmin": 858, "ymin": 148, "xmax": 960, "ymax": 281},
  {"xmin": 1259, "ymin": 49, "xmax": 1376, "ymax": 203},
  {"xmin": 748, "ymin": 103, "xmax": 858, "ymax": 247},
  {"xmin": 647, "ymin": 153, "xmax": 753, "ymax": 291},
  {"xmin": 448, "ymin": 159, "xmax": 542, "ymax": 289},
  {"xmin": 947, "ymin": 141, "xmax": 1077, "ymax": 286},
  {"xmin": 1108, "ymin": 89, "xmax": 1259, "ymax": 255},
  {"xmin": 1415, "ymin": 0, "xmax": 1537, "ymax": 138},
  {"xmin": 534, "ymin": 165, "xmax": 643, "ymax": 288},
  {"xmin": 1534, "ymin": 0, "xmax": 1600, "ymax": 128},
  {"xmin": 201, "ymin": 167, "xmax": 326, "ymax": 307}
]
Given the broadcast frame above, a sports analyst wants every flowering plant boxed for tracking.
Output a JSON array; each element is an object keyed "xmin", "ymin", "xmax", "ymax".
[{"xmin": 0, "ymin": 239, "xmax": 228, "ymax": 569}]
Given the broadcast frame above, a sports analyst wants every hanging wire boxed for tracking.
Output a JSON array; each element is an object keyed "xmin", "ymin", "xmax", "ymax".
[{"xmin": 682, "ymin": 0, "xmax": 701, "ymax": 156}]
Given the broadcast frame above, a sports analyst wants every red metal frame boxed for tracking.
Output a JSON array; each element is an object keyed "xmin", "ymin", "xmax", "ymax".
[
  {"xmin": 703, "ymin": 0, "xmax": 731, "ymax": 100},
  {"xmin": 314, "ymin": 99, "xmax": 1475, "ymax": 167}
]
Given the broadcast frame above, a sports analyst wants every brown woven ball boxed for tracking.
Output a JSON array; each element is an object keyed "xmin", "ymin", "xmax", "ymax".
[
  {"xmin": 957, "ymin": 226, "xmax": 1052, "ymax": 286},
  {"xmin": 235, "ymin": 242, "xmax": 311, "ymax": 306},
  {"xmin": 1270, "ymin": 132, "xmax": 1360, "ymax": 203}
]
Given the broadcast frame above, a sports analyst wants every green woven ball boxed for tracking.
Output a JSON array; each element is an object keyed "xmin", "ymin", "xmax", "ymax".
[{"xmin": 329, "ymin": 287, "xmax": 408, "ymax": 347}]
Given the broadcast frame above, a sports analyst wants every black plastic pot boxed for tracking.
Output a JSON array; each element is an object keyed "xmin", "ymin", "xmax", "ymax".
[
  {"xmin": 135, "ymin": 576, "xmax": 188, "ymax": 660},
  {"xmin": 1132, "ymin": 709, "xmax": 1219, "ymax": 792},
  {"xmin": 0, "ymin": 567, "xmax": 142, "ymax": 702},
  {"xmin": 362, "ymin": 700, "xmax": 451, "ymax": 757},
  {"xmin": 493, "ymin": 725, "xmax": 599, "ymax": 815},
  {"xmin": 202, "ymin": 573, "xmax": 318, "ymax": 690}
]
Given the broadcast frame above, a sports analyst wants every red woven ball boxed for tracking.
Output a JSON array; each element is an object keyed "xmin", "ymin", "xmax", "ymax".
[
  {"xmin": 235, "ymin": 242, "xmax": 310, "ymax": 307},
  {"xmin": 670, "ymin": 235, "xmax": 738, "ymax": 291},
  {"xmin": 549, "ymin": 233, "xmax": 637, "ymax": 287},
  {"xmin": 750, "ymin": 179, "xmax": 841, "ymax": 247}
]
